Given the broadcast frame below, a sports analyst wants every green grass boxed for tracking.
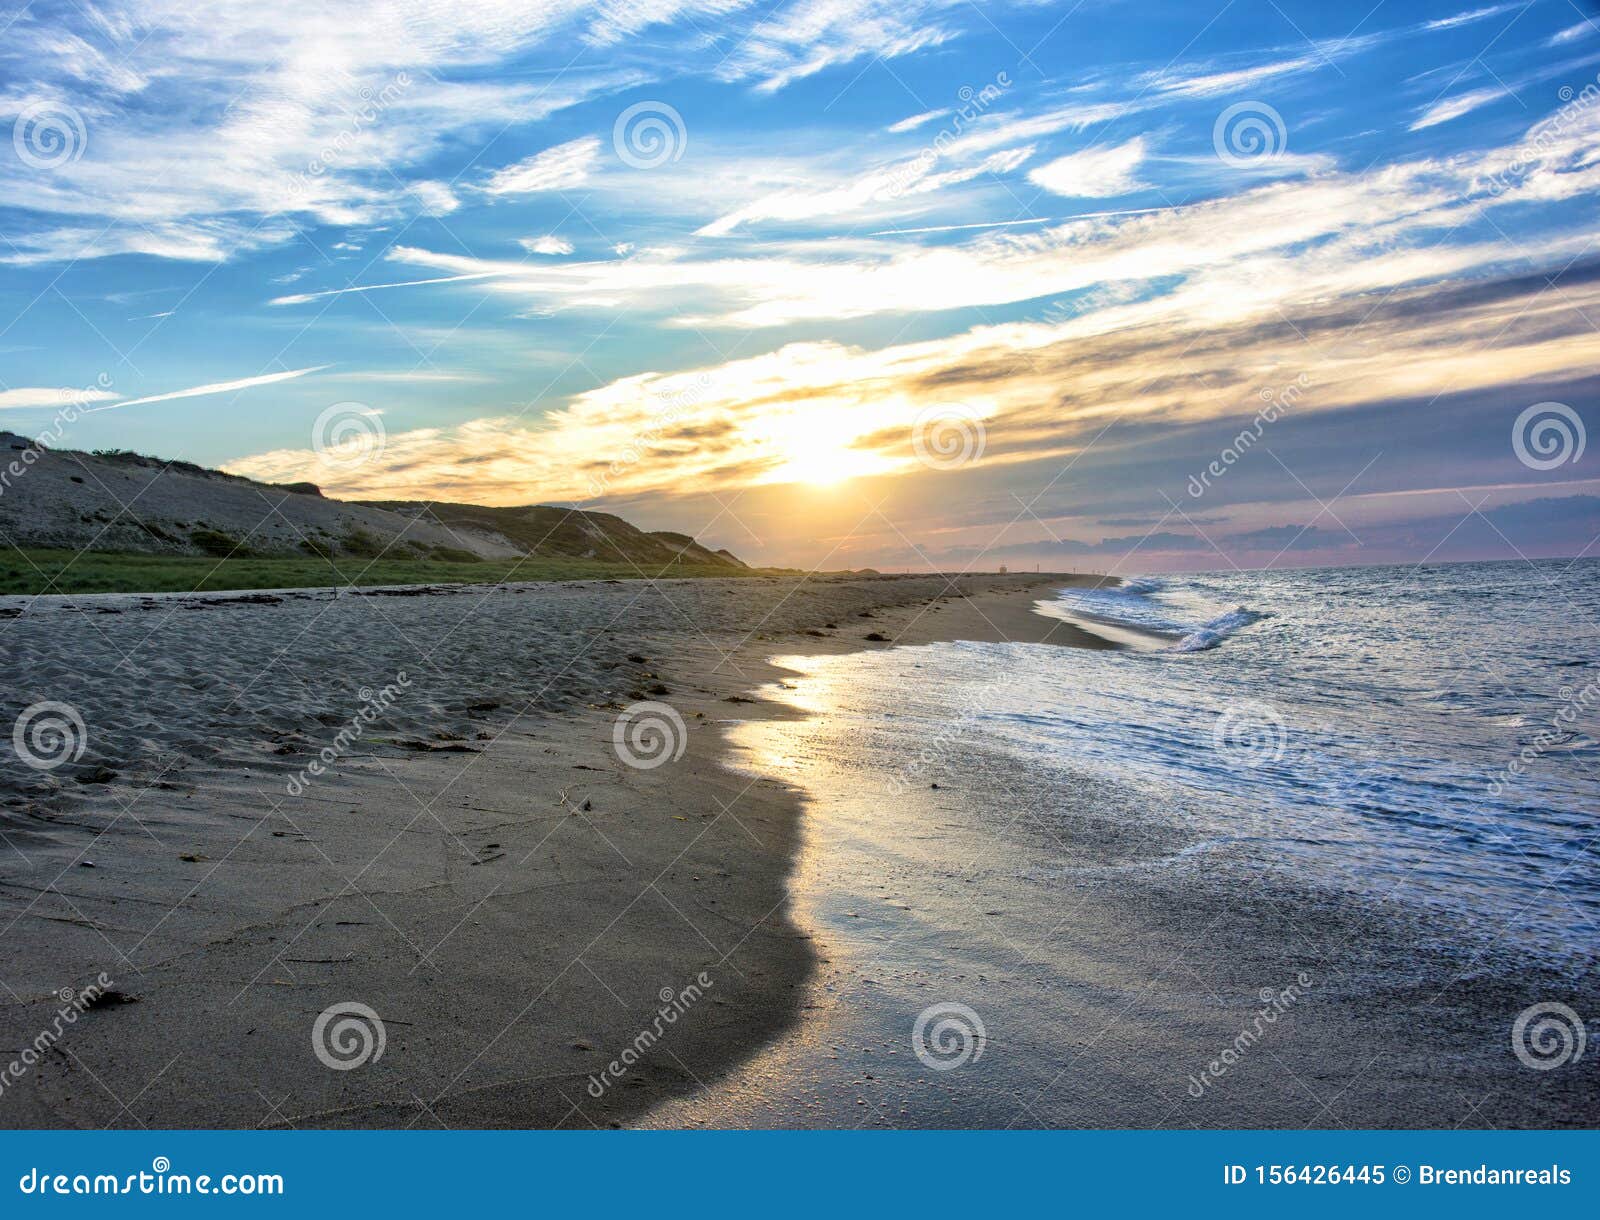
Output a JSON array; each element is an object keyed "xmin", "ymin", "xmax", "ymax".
[{"xmin": 0, "ymin": 549, "xmax": 762, "ymax": 596}]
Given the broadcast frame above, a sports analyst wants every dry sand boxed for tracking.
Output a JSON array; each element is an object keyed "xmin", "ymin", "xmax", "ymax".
[
  {"xmin": 8, "ymin": 571, "xmax": 1588, "ymax": 1130},
  {"xmin": 0, "ymin": 572, "xmax": 1087, "ymax": 1127}
]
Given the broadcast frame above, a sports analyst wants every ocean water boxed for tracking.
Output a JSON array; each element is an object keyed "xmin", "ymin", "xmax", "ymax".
[
  {"xmin": 1028, "ymin": 558, "xmax": 1600, "ymax": 945},
  {"xmin": 646, "ymin": 559, "xmax": 1600, "ymax": 1128}
]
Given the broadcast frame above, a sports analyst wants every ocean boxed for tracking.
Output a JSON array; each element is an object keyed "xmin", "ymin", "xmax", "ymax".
[
  {"xmin": 645, "ymin": 559, "xmax": 1600, "ymax": 1128},
  {"xmin": 1024, "ymin": 559, "xmax": 1600, "ymax": 947}
]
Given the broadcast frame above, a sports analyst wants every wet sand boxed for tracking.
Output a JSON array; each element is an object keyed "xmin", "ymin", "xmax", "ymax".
[
  {"xmin": 649, "ymin": 629, "xmax": 1600, "ymax": 1129},
  {"xmin": 5, "ymin": 569, "xmax": 1591, "ymax": 1130},
  {"xmin": 0, "ymin": 573, "xmax": 1087, "ymax": 1128}
]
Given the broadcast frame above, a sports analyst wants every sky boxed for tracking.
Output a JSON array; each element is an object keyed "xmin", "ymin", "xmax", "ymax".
[{"xmin": 2, "ymin": 0, "xmax": 1599, "ymax": 574}]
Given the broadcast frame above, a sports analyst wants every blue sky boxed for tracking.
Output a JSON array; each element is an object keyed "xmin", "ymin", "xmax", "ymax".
[{"xmin": 2, "ymin": 0, "xmax": 1599, "ymax": 572}]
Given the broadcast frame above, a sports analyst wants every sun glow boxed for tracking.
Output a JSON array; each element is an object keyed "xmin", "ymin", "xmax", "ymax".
[
  {"xmin": 774, "ymin": 434, "xmax": 862, "ymax": 486},
  {"xmin": 768, "ymin": 420, "xmax": 909, "ymax": 487}
]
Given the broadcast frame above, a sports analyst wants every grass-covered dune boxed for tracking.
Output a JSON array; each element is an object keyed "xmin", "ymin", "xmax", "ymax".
[
  {"xmin": 0, "ymin": 433, "xmax": 793, "ymax": 594},
  {"xmin": 0, "ymin": 549, "xmax": 772, "ymax": 597}
]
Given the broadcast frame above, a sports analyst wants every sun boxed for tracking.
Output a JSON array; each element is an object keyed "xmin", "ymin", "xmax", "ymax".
[
  {"xmin": 776, "ymin": 433, "xmax": 855, "ymax": 487},
  {"xmin": 763, "ymin": 408, "xmax": 900, "ymax": 488}
]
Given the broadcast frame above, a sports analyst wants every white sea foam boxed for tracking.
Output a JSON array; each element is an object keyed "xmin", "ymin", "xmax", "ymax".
[
  {"xmin": 1047, "ymin": 576, "xmax": 1266, "ymax": 650},
  {"xmin": 1174, "ymin": 607, "xmax": 1266, "ymax": 652},
  {"xmin": 873, "ymin": 561, "xmax": 1600, "ymax": 960}
]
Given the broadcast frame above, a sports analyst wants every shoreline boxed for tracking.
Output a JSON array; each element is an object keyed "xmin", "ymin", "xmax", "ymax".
[
  {"xmin": 647, "ymin": 586, "xmax": 1600, "ymax": 1129},
  {"xmin": 0, "ymin": 572, "xmax": 1098, "ymax": 1128},
  {"xmin": 4, "ymin": 569, "xmax": 1595, "ymax": 1129}
]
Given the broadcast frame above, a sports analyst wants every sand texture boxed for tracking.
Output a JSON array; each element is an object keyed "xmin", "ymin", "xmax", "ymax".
[{"xmin": 0, "ymin": 573, "xmax": 1072, "ymax": 1127}]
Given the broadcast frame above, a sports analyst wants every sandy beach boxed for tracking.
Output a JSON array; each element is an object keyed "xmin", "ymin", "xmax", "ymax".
[
  {"xmin": 0, "ymin": 573, "xmax": 1089, "ymax": 1127},
  {"xmin": 3, "ymin": 570, "xmax": 1595, "ymax": 1130},
  {"xmin": 7, "ymin": 4, "xmax": 1600, "ymax": 1195}
]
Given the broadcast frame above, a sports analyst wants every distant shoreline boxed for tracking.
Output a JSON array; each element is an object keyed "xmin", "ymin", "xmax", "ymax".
[{"xmin": 0, "ymin": 553, "xmax": 1056, "ymax": 598}]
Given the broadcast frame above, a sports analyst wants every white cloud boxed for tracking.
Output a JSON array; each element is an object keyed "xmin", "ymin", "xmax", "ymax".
[
  {"xmin": 716, "ymin": 0, "xmax": 958, "ymax": 93},
  {"xmin": 0, "ymin": 220, "xmax": 298, "ymax": 266},
  {"xmin": 696, "ymin": 96, "xmax": 1052, "ymax": 237},
  {"xmin": 0, "ymin": 386, "xmax": 120, "ymax": 410},
  {"xmin": 368, "ymin": 101, "xmax": 1600, "ymax": 330},
  {"xmin": 86, "ymin": 366, "xmax": 329, "ymax": 412},
  {"xmin": 1410, "ymin": 48, "xmax": 1600, "ymax": 132},
  {"xmin": 0, "ymin": 3, "xmax": 663, "ymax": 263},
  {"xmin": 411, "ymin": 180, "xmax": 461, "ymax": 215},
  {"xmin": 0, "ymin": 1, "xmax": 1111, "ymax": 264},
  {"xmin": 1028, "ymin": 137, "xmax": 1147, "ymax": 198},
  {"xmin": 326, "ymin": 370, "xmax": 484, "ymax": 383},
  {"xmin": 1410, "ymin": 85, "xmax": 1506, "ymax": 130},
  {"xmin": 942, "ymin": 100, "xmax": 1143, "ymax": 159},
  {"xmin": 696, "ymin": 160, "xmax": 921, "ymax": 236},
  {"xmin": 1424, "ymin": 4, "xmax": 1519, "ymax": 31},
  {"xmin": 269, "ymin": 272, "xmax": 507, "ymax": 307},
  {"xmin": 482, "ymin": 137, "xmax": 601, "ymax": 195},
  {"xmin": 520, "ymin": 235, "xmax": 575, "ymax": 255},
  {"xmin": 226, "ymin": 264, "xmax": 1600, "ymax": 511},
  {"xmin": 1548, "ymin": 20, "xmax": 1595, "ymax": 47},
  {"xmin": 584, "ymin": 0, "xmax": 755, "ymax": 45},
  {"xmin": 1141, "ymin": 55, "xmax": 1319, "ymax": 98},
  {"xmin": 887, "ymin": 108, "xmax": 947, "ymax": 133}
]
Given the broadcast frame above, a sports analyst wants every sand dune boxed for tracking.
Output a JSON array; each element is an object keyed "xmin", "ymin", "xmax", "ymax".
[{"xmin": 0, "ymin": 432, "xmax": 744, "ymax": 569}]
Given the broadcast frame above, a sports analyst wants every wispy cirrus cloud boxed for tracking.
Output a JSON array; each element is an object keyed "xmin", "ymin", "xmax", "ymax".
[
  {"xmin": 228, "ymin": 259, "xmax": 1600, "ymax": 519},
  {"xmin": 1408, "ymin": 48, "xmax": 1600, "ymax": 130},
  {"xmin": 1028, "ymin": 137, "xmax": 1148, "ymax": 198},
  {"xmin": 86, "ymin": 366, "xmax": 329, "ymax": 412},
  {"xmin": 324, "ymin": 370, "xmax": 486, "ymax": 384},
  {"xmin": 11, "ymin": 0, "xmax": 1600, "ymax": 574},
  {"xmin": 1138, "ymin": 53, "xmax": 1323, "ymax": 98},
  {"xmin": 694, "ymin": 143, "xmax": 1034, "ymax": 236},
  {"xmin": 1423, "ymin": 4, "xmax": 1522, "ymax": 33},
  {"xmin": 481, "ymin": 136, "xmax": 602, "ymax": 195},
  {"xmin": 233, "ymin": 89, "xmax": 1600, "ymax": 535},
  {"xmin": 1410, "ymin": 84, "xmax": 1508, "ymax": 130},
  {"xmin": 715, "ymin": 0, "xmax": 960, "ymax": 93},
  {"xmin": 520, "ymin": 235, "xmax": 576, "ymax": 255},
  {"xmin": 1547, "ymin": 19, "xmax": 1596, "ymax": 47},
  {"xmin": 3, "ymin": 371, "xmax": 326, "ymax": 414},
  {"xmin": 366, "ymin": 100, "xmax": 1600, "ymax": 330},
  {"xmin": 269, "ymin": 272, "xmax": 508, "ymax": 308},
  {"xmin": 0, "ymin": 0, "xmax": 1010, "ymax": 264},
  {"xmin": 887, "ymin": 108, "xmax": 947, "ymax": 133},
  {"xmin": 0, "ymin": 386, "xmax": 120, "ymax": 410}
]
